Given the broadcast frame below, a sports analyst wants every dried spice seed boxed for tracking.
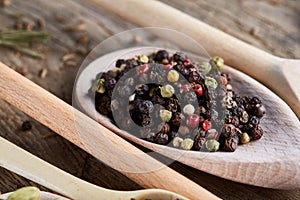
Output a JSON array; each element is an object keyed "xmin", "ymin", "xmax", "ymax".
[
  {"xmin": 173, "ymin": 52, "xmax": 186, "ymax": 62},
  {"xmin": 224, "ymin": 136, "xmax": 239, "ymax": 152},
  {"xmin": 172, "ymin": 136, "xmax": 183, "ymax": 148},
  {"xmin": 155, "ymin": 132, "xmax": 169, "ymax": 145},
  {"xmin": 183, "ymin": 104, "xmax": 195, "ymax": 116},
  {"xmin": 199, "ymin": 62, "xmax": 212, "ymax": 74},
  {"xmin": 193, "ymin": 84, "xmax": 203, "ymax": 96},
  {"xmin": 160, "ymin": 110, "xmax": 172, "ymax": 122},
  {"xmin": 205, "ymin": 77, "xmax": 218, "ymax": 89},
  {"xmin": 154, "ymin": 50, "xmax": 169, "ymax": 62},
  {"xmin": 167, "ymin": 70, "xmax": 179, "ymax": 82},
  {"xmin": 212, "ymin": 56, "xmax": 224, "ymax": 70},
  {"xmin": 137, "ymin": 55, "xmax": 149, "ymax": 63},
  {"xmin": 22, "ymin": 120, "xmax": 32, "ymax": 131},
  {"xmin": 240, "ymin": 132, "xmax": 250, "ymax": 144},
  {"xmin": 160, "ymin": 84, "xmax": 175, "ymax": 98},
  {"xmin": 205, "ymin": 139, "xmax": 220, "ymax": 152},
  {"xmin": 186, "ymin": 114, "xmax": 200, "ymax": 128},
  {"xmin": 171, "ymin": 112, "xmax": 185, "ymax": 126},
  {"xmin": 181, "ymin": 138, "xmax": 194, "ymax": 150}
]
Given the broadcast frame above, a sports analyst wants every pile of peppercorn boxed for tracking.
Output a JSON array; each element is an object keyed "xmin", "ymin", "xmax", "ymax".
[{"xmin": 93, "ymin": 50, "xmax": 265, "ymax": 152}]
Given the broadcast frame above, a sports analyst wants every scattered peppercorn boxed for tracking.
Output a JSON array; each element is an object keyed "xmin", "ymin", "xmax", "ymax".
[{"xmin": 21, "ymin": 120, "xmax": 32, "ymax": 131}]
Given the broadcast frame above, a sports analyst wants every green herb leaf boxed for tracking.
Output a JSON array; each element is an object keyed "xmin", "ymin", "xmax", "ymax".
[{"xmin": 0, "ymin": 31, "xmax": 49, "ymax": 59}]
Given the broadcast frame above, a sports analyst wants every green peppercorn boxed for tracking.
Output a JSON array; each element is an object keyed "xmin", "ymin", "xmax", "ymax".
[
  {"xmin": 240, "ymin": 132, "xmax": 250, "ymax": 144},
  {"xmin": 205, "ymin": 77, "xmax": 218, "ymax": 89},
  {"xmin": 7, "ymin": 187, "xmax": 40, "ymax": 200},
  {"xmin": 160, "ymin": 84, "xmax": 175, "ymax": 98},
  {"xmin": 92, "ymin": 78, "xmax": 106, "ymax": 93},
  {"xmin": 199, "ymin": 62, "xmax": 212, "ymax": 74},
  {"xmin": 160, "ymin": 109, "xmax": 172, "ymax": 122},
  {"xmin": 173, "ymin": 136, "xmax": 183, "ymax": 148},
  {"xmin": 167, "ymin": 69, "xmax": 179, "ymax": 82},
  {"xmin": 205, "ymin": 139, "xmax": 220, "ymax": 152},
  {"xmin": 212, "ymin": 56, "xmax": 224, "ymax": 70},
  {"xmin": 137, "ymin": 54, "xmax": 149, "ymax": 63},
  {"xmin": 181, "ymin": 138, "xmax": 194, "ymax": 150},
  {"xmin": 183, "ymin": 104, "xmax": 195, "ymax": 115}
]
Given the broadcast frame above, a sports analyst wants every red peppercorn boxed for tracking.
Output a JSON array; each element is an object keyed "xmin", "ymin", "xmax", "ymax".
[
  {"xmin": 137, "ymin": 64, "xmax": 149, "ymax": 75},
  {"xmin": 180, "ymin": 84, "xmax": 190, "ymax": 93},
  {"xmin": 164, "ymin": 64, "xmax": 173, "ymax": 70},
  {"xmin": 186, "ymin": 114, "xmax": 200, "ymax": 127},
  {"xmin": 202, "ymin": 120, "xmax": 211, "ymax": 131},
  {"xmin": 193, "ymin": 84, "xmax": 203, "ymax": 96},
  {"xmin": 183, "ymin": 59, "xmax": 191, "ymax": 67}
]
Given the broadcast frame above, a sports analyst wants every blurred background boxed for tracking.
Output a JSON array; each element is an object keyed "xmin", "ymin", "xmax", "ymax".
[{"xmin": 0, "ymin": 0, "xmax": 299, "ymax": 199}]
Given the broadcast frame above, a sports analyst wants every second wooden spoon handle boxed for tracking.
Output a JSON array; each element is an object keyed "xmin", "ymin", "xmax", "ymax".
[
  {"xmin": 94, "ymin": 0, "xmax": 277, "ymax": 76},
  {"xmin": 0, "ymin": 62, "xmax": 220, "ymax": 200}
]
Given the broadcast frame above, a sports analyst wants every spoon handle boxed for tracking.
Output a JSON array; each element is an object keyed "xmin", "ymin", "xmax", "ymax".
[
  {"xmin": 93, "ymin": 0, "xmax": 276, "ymax": 80},
  {"xmin": 0, "ymin": 62, "xmax": 220, "ymax": 200},
  {"xmin": 0, "ymin": 137, "xmax": 188, "ymax": 200},
  {"xmin": 93, "ymin": 0, "xmax": 300, "ymax": 118},
  {"xmin": 0, "ymin": 136, "xmax": 107, "ymax": 199}
]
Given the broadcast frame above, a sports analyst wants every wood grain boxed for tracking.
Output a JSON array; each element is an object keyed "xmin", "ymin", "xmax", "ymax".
[
  {"xmin": 0, "ymin": 62, "xmax": 220, "ymax": 200},
  {"xmin": 75, "ymin": 47, "xmax": 300, "ymax": 189},
  {"xmin": 0, "ymin": 0, "xmax": 299, "ymax": 199},
  {"xmin": 95, "ymin": 0, "xmax": 300, "ymax": 119}
]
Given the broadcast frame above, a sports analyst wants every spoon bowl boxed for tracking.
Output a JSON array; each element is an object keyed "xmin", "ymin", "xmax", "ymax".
[{"xmin": 74, "ymin": 47, "xmax": 300, "ymax": 189}]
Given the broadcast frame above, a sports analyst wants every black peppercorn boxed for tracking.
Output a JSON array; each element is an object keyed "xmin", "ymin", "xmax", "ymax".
[
  {"xmin": 166, "ymin": 98, "xmax": 179, "ymax": 112},
  {"xmin": 193, "ymin": 137, "xmax": 206, "ymax": 150},
  {"xmin": 154, "ymin": 50, "xmax": 169, "ymax": 62},
  {"xmin": 171, "ymin": 112, "xmax": 185, "ymax": 126},
  {"xmin": 138, "ymin": 100, "xmax": 154, "ymax": 113},
  {"xmin": 249, "ymin": 125, "xmax": 264, "ymax": 140},
  {"xmin": 135, "ymin": 84, "xmax": 149, "ymax": 96},
  {"xmin": 116, "ymin": 59, "xmax": 126, "ymax": 68},
  {"xmin": 173, "ymin": 52, "xmax": 186, "ymax": 63},
  {"xmin": 155, "ymin": 132, "xmax": 169, "ymax": 145},
  {"xmin": 104, "ymin": 77, "xmax": 116, "ymax": 90},
  {"xmin": 224, "ymin": 136, "xmax": 239, "ymax": 152},
  {"xmin": 253, "ymin": 104, "xmax": 266, "ymax": 118},
  {"xmin": 22, "ymin": 120, "xmax": 32, "ymax": 131}
]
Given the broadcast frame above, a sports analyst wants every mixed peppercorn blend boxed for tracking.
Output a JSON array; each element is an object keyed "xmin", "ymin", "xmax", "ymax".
[{"xmin": 93, "ymin": 50, "xmax": 266, "ymax": 152}]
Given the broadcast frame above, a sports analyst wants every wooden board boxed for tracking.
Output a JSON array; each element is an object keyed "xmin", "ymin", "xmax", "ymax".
[{"xmin": 0, "ymin": 0, "xmax": 299, "ymax": 199}]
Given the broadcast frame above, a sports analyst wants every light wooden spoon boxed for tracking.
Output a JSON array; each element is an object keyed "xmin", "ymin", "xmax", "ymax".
[
  {"xmin": 74, "ymin": 47, "xmax": 300, "ymax": 189},
  {"xmin": 0, "ymin": 62, "xmax": 219, "ymax": 200},
  {"xmin": 93, "ymin": 0, "xmax": 300, "ymax": 119},
  {"xmin": 0, "ymin": 136, "xmax": 188, "ymax": 200}
]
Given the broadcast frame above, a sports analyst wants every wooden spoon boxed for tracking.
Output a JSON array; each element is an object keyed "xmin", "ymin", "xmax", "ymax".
[
  {"xmin": 73, "ymin": 47, "xmax": 300, "ymax": 189},
  {"xmin": 0, "ymin": 136, "xmax": 187, "ymax": 200},
  {"xmin": 92, "ymin": 0, "xmax": 300, "ymax": 119},
  {"xmin": 0, "ymin": 62, "xmax": 219, "ymax": 200}
]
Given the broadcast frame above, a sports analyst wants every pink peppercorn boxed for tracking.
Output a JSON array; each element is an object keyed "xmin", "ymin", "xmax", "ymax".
[
  {"xmin": 193, "ymin": 84, "xmax": 203, "ymax": 96},
  {"xmin": 187, "ymin": 114, "xmax": 200, "ymax": 127},
  {"xmin": 137, "ymin": 64, "xmax": 149, "ymax": 75},
  {"xmin": 180, "ymin": 84, "xmax": 190, "ymax": 93},
  {"xmin": 164, "ymin": 64, "xmax": 173, "ymax": 70},
  {"xmin": 202, "ymin": 120, "xmax": 211, "ymax": 131},
  {"xmin": 183, "ymin": 59, "xmax": 191, "ymax": 67}
]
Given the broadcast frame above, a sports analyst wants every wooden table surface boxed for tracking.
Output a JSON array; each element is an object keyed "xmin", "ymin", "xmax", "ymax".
[{"xmin": 0, "ymin": 0, "xmax": 299, "ymax": 199}]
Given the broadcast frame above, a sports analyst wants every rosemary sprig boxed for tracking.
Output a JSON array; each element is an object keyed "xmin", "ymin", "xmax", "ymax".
[{"xmin": 0, "ymin": 31, "xmax": 49, "ymax": 59}]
